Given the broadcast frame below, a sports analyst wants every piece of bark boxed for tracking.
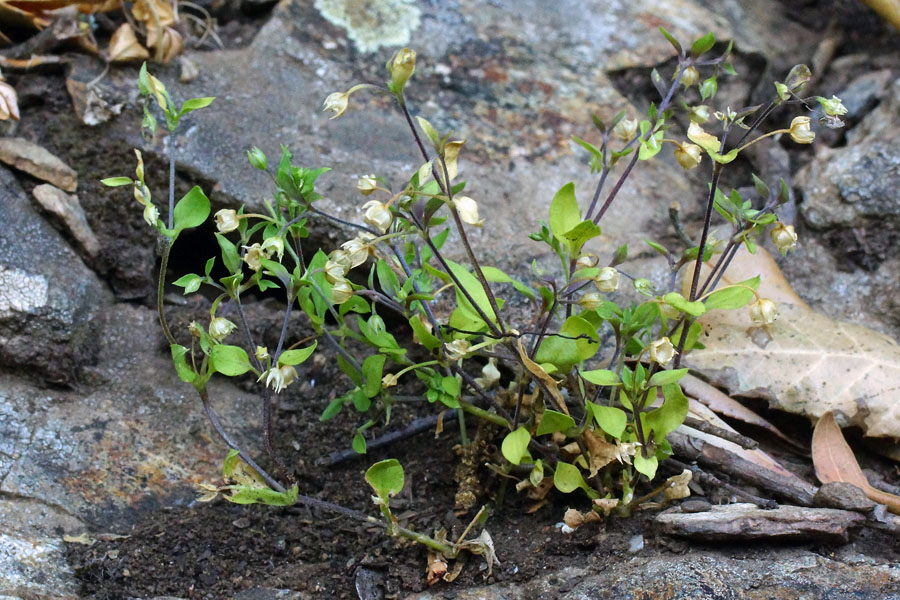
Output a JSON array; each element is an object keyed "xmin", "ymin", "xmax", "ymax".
[
  {"xmin": 0, "ymin": 137, "xmax": 77, "ymax": 191},
  {"xmin": 813, "ymin": 482, "xmax": 877, "ymax": 514},
  {"xmin": 32, "ymin": 184, "xmax": 99, "ymax": 257},
  {"xmin": 671, "ymin": 428, "xmax": 818, "ymax": 506},
  {"xmin": 655, "ymin": 503, "xmax": 865, "ymax": 543}
]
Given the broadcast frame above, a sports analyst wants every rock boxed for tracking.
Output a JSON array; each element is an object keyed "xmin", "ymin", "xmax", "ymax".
[
  {"xmin": 0, "ymin": 137, "xmax": 78, "ymax": 191},
  {"xmin": 813, "ymin": 482, "xmax": 877, "ymax": 513},
  {"xmin": 32, "ymin": 183, "xmax": 101, "ymax": 257},
  {"xmin": 409, "ymin": 553, "xmax": 900, "ymax": 600},
  {"xmin": 679, "ymin": 499, "xmax": 712, "ymax": 513},
  {"xmin": 654, "ymin": 502, "xmax": 865, "ymax": 543},
  {"xmin": 0, "ymin": 166, "xmax": 109, "ymax": 384},
  {"xmin": 836, "ymin": 68, "xmax": 893, "ymax": 121}
]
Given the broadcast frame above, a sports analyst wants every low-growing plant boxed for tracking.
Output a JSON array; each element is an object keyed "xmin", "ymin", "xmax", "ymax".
[{"xmin": 104, "ymin": 29, "xmax": 845, "ymax": 571}]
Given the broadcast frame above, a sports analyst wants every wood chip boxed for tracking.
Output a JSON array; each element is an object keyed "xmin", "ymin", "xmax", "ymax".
[
  {"xmin": 32, "ymin": 184, "xmax": 99, "ymax": 256},
  {"xmin": 0, "ymin": 137, "xmax": 77, "ymax": 191}
]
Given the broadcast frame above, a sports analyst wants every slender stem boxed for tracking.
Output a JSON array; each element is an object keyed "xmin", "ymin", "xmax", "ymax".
[
  {"xmin": 593, "ymin": 150, "xmax": 640, "ymax": 224},
  {"xmin": 199, "ymin": 388, "xmax": 285, "ymax": 492},
  {"xmin": 688, "ymin": 163, "xmax": 724, "ymax": 302},
  {"xmin": 322, "ymin": 328, "xmax": 362, "ymax": 374},
  {"xmin": 459, "ymin": 399, "xmax": 510, "ymax": 428},
  {"xmin": 235, "ymin": 298, "xmax": 263, "ymax": 371},
  {"xmin": 157, "ymin": 239, "xmax": 176, "ymax": 346},
  {"xmin": 168, "ymin": 129, "xmax": 176, "ymax": 230}
]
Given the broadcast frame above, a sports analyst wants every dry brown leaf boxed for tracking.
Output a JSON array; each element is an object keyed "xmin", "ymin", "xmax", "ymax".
[
  {"xmin": 582, "ymin": 428, "xmax": 618, "ymax": 477},
  {"xmin": 563, "ymin": 507, "xmax": 603, "ymax": 530},
  {"xmin": 860, "ymin": 0, "xmax": 900, "ymax": 32},
  {"xmin": 684, "ymin": 247, "xmax": 900, "ymax": 438},
  {"xmin": 109, "ymin": 23, "xmax": 149, "ymax": 62},
  {"xmin": 131, "ymin": 0, "xmax": 175, "ymax": 26},
  {"xmin": 812, "ymin": 411, "xmax": 900, "ymax": 514},
  {"xmin": 680, "ymin": 373, "xmax": 800, "ymax": 448},
  {"xmin": 515, "ymin": 338, "xmax": 569, "ymax": 415},
  {"xmin": 146, "ymin": 24, "xmax": 183, "ymax": 63}
]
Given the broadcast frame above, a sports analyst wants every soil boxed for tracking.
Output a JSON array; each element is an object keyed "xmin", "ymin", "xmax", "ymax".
[{"xmin": 2, "ymin": 0, "xmax": 895, "ymax": 597}]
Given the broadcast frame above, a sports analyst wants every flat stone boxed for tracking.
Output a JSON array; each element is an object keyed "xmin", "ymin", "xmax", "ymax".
[
  {"xmin": 0, "ymin": 137, "xmax": 78, "ymax": 191},
  {"xmin": 32, "ymin": 183, "xmax": 101, "ymax": 257},
  {"xmin": 654, "ymin": 502, "xmax": 865, "ymax": 544},
  {"xmin": 0, "ymin": 166, "xmax": 109, "ymax": 385},
  {"xmin": 813, "ymin": 482, "xmax": 877, "ymax": 513}
]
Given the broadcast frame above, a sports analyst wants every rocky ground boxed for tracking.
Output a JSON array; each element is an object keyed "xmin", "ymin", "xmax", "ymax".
[{"xmin": 2, "ymin": 0, "xmax": 900, "ymax": 598}]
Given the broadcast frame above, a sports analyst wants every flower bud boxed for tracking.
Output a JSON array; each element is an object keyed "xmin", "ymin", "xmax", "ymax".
[
  {"xmin": 387, "ymin": 48, "xmax": 416, "ymax": 94},
  {"xmin": 255, "ymin": 346, "xmax": 269, "ymax": 362},
  {"xmin": 674, "ymin": 143, "xmax": 702, "ymax": 170},
  {"xmin": 594, "ymin": 267, "xmax": 620, "ymax": 293},
  {"xmin": 819, "ymin": 95, "xmax": 848, "ymax": 117},
  {"xmin": 188, "ymin": 321, "xmax": 203, "ymax": 337},
  {"xmin": 648, "ymin": 337, "xmax": 675, "ymax": 366},
  {"xmin": 331, "ymin": 278, "xmax": 353, "ymax": 304},
  {"xmin": 357, "ymin": 174, "xmax": 378, "ymax": 196},
  {"xmin": 579, "ymin": 292, "xmax": 602, "ymax": 311},
  {"xmin": 750, "ymin": 298, "xmax": 777, "ymax": 326},
  {"xmin": 362, "ymin": 200, "xmax": 393, "ymax": 233},
  {"xmin": 247, "ymin": 147, "xmax": 267, "ymax": 170},
  {"xmin": 454, "ymin": 196, "xmax": 484, "ymax": 227},
  {"xmin": 689, "ymin": 105, "xmax": 710, "ymax": 123},
  {"xmin": 209, "ymin": 317, "xmax": 237, "ymax": 341},
  {"xmin": 680, "ymin": 66, "xmax": 699, "ymax": 87},
  {"xmin": 242, "ymin": 243, "xmax": 263, "ymax": 271},
  {"xmin": 444, "ymin": 339, "xmax": 470, "ymax": 361},
  {"xmin": 215, "ymin": 209, "xmax": 239, "ymax": 233},
  {"xmin": 382, "ymin": 373, "xmax": 399, "ymax": 388},
  {"xmin": 322, "ymin": 91, "xmax": 349, "ymax": 119},
  {"xmin": 770, "ymin": 222, "xmax": 797, "ymax": 255},
  {"xmin": 789, "ymin": 116, "xmax": 815, "ymax": 144},
  {"xmin": 612, "ymin": 117, "xmax": 638, "ymax": 142}
]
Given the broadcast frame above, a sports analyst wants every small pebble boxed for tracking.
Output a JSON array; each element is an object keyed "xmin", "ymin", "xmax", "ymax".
[
  {"xmin": 681, "ymin": 499, "xmax": 713, "ymax": 513},
  {"xmin": 628, "ymin": 534, "xmax": 643, "ymax": 553}
]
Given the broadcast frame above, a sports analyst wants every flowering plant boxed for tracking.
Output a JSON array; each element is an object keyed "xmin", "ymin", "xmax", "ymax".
[{"xmin": 104, "ymin": 29, "xmax": 844, "ymax": 567}]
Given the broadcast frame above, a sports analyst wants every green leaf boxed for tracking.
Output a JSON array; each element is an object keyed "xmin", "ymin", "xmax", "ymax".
[
  {"xmin": 501, "ymin": 427, "xmax": 531, "ymax": 465},
  {"xmin": 554, "ymin": 461, "xmax": 593, "ymax": 496},
  {"xmin": 278, "ymin": 342, "xmax": 317, "ymax": 366},
  {"xmin": 215, "ymin": 233, "xmax": 241, "ymax": 273},
  {"xmin": 548, "ymin": 182, "xmax": 581, "ymax": 241},
  {"xmin": 172, "ymin": 186, "xmax": 210, "ymax": 237},
  {"xmin": 210, "ymin": 345, "xmax": 251, "ymax": 376},
  {"xmin": 365, "ymin": 459, "xmax": 405, "ymax": 500},
  {"xmin": 659, "ymin": 26, "xmax": 683, "ymax": 55},
  {"xmin": 703, "ymin": 276, "xmax": 760, "ymax": 310},
  {"xmin": 580, "ymin": 369, "xmax": 620, "ymax": 386},
  {"xmin": 376, "ymin": 258, "xmax": 401, "ymax": 298},
  {"xmin": 170, "ymin": 344, "xmax": 197, "ymax": 384},
  {"xmin": 173, "ymin": 273, "xmax": 202, "ymax": 294},
  {"xmin": 408, "ymin": 315, "xmax": 441, "ymax": 351},
  {"xmin": 643, "ymin": 383, "xmax": 689, "ymax": 439},
  {"xmin": 562, "ymin": 220, "xmax": 603, "ymax": 254},
  {"xmin": 101, "ymin": 176, "xmax": 133, "ymax": 187},
  {"xmin": 320, "ymin": 396, "xmax": 345, "ymax": 421},
  {"xmin": 352, "ymin": 431, "xmax": 367, "ymax": 454},
  {"xmin": 178, "ymin": 96, "xmax": 215, "ymax": 117},
  {"xmin": 226, "ymin": 483, "xmax": 299, "ymax": 506},
  {"xmin": 362, "ymin": 354, "xmax": 387, "ymax": 398},
  {"xmin": 536, "ymin": 410, "xmax": 576, "ymax": 436},
  {"xmin": 647, "ymin": 368, "xmax": 688, "ymax": 387},
  {"xmin": 690, "ymin": 32, "xmax": 716, "ymax": 57},
  {"xmin": 481, "ymin": 266, "xmax": 537, "ymax": 300},
  {"xmin": 699, "ymin": 76, "xmax": 717, "ymax": 101},
  {"xmin": 446, "ymin": 260, "xmax": 497, "ymax": 325},
  {"xmin": 587, "ymin": 403, "xmax": 627, "ymax": 438},
  {"xmin": 663, "ymin": 292, "xmax": 706, "ymax": 317},
  {"xmin": 534, "ymin": 314, "xmax": 599, "ymax": 369},
  {"xmin": 633, "ymin": 453, "xmax": 658, "ymax": 479}
]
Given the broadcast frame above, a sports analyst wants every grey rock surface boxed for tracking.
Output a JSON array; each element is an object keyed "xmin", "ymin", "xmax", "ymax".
[
  {"xmin": 32, "ymin": 183, "xmax": 101, "ymax": 257},
  {"xmin": 0, "ymin": 166, "xmax": 110, "ymax": 385}
]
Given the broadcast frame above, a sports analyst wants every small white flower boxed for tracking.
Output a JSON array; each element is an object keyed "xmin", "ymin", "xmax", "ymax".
[
  {"xmin": 770, "ymin": 223, "xmax": 797, "ymax": 256},
  {"xmin": 579, "ymin": 292, "xmax": 602, "ymax": 311},
  {"xmin": 209, "ymin": 317, "xmax": 237, "ymax": 341},
  {"xmin": 382, "ymin": 373, "xmax": 399, "ymax": 388},
  {"xmin": 674, "ymin": 143, "xmax": 702, "ymax": 170},
  {"xmin": 819, "ymin": 95, "xmax": 848, "ymax": 117},
  {"xmin": 331, "ymin": 278, "xmax": 353, "ymax": 304},
  {"xmin": 614, "ymin": 441, "xmax": 642, "ymax": 465},
  {"xmin": 260, "ymin": 236, "xmax": 284, "ymax": 261},
  {"xmin": 362, "ymin": 200, "xmax": 393, "ymax": 233},
  {"xmin": 215, "ymin": 209, "xmax": 239, "ymax": 233},
  {"xmin": 454, "ymin": 196, "xmax": 484, "ymax": 227},
  {"xmin": 325, "ymin": 249, "xmax": 352, "ymax": 283},
  {"xmin": 444, "ymin": 339, "xmax": 470, "ymax": 361},
  {"xmin": 594, "ymin": 267, "xmax": 620, "ymax": 293},
  {"xmin": 648, "ymin": 337, "xmax": 675, "ymax": 366},
  {"xmin": 680, "ymin": 66, "xmax": 699, "ymax": 87},
  {"xmin": 341, "ymin": 234, "xmax": 373, "ymax": 269},
  {"xmin": 789, "ymin": 116, "xmax": 815, "ymax": 144},
  {"xmin": 260, "ymin": 367, "xmax": 285, "ymax": 393},
  {"xmin": 322, "ymin": 91, "xmax": 349, "ymax": 119},
  {"xmin": 613, "ymin": 117, "xmax": 638, "ymax": 142},
  {"xmin": 357, "ymin": 174, "xmax": 378, "ymax": 196},
  {"xmin": 474, "ymin": 358, "xmax": 500, "ymax": 390},
  {"xmin": 242, "ymin": 243, "xmax": 262, "ymax": 271},
  {"xmin": 142, "ymin": 203, "xmax": 159, "ymax": 227},
  {"xmin": 279, "ymin": 365, "xmax": 297, "ymax": 390},
  {"xmin": 750, "ymin": 298, "xmax": 777, "ymax": 326}
]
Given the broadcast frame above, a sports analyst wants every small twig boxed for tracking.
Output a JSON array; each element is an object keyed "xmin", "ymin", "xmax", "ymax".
[
  {"xmin": 666, "ymin": 458, "xmax": 777, "ymax": 509},
  {"xmin": 682, "ymin": 416, "xmax": 759, "ymax": 450}
]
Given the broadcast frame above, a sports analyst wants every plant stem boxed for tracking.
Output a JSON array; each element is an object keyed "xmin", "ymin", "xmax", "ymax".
[
  {"xmin": 168, "ymin": 129, "xmax": 176, "ymax": 230},
  {"xmin": 157, "ymin": 239, "xmax": 176, "ymax": 346}
]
